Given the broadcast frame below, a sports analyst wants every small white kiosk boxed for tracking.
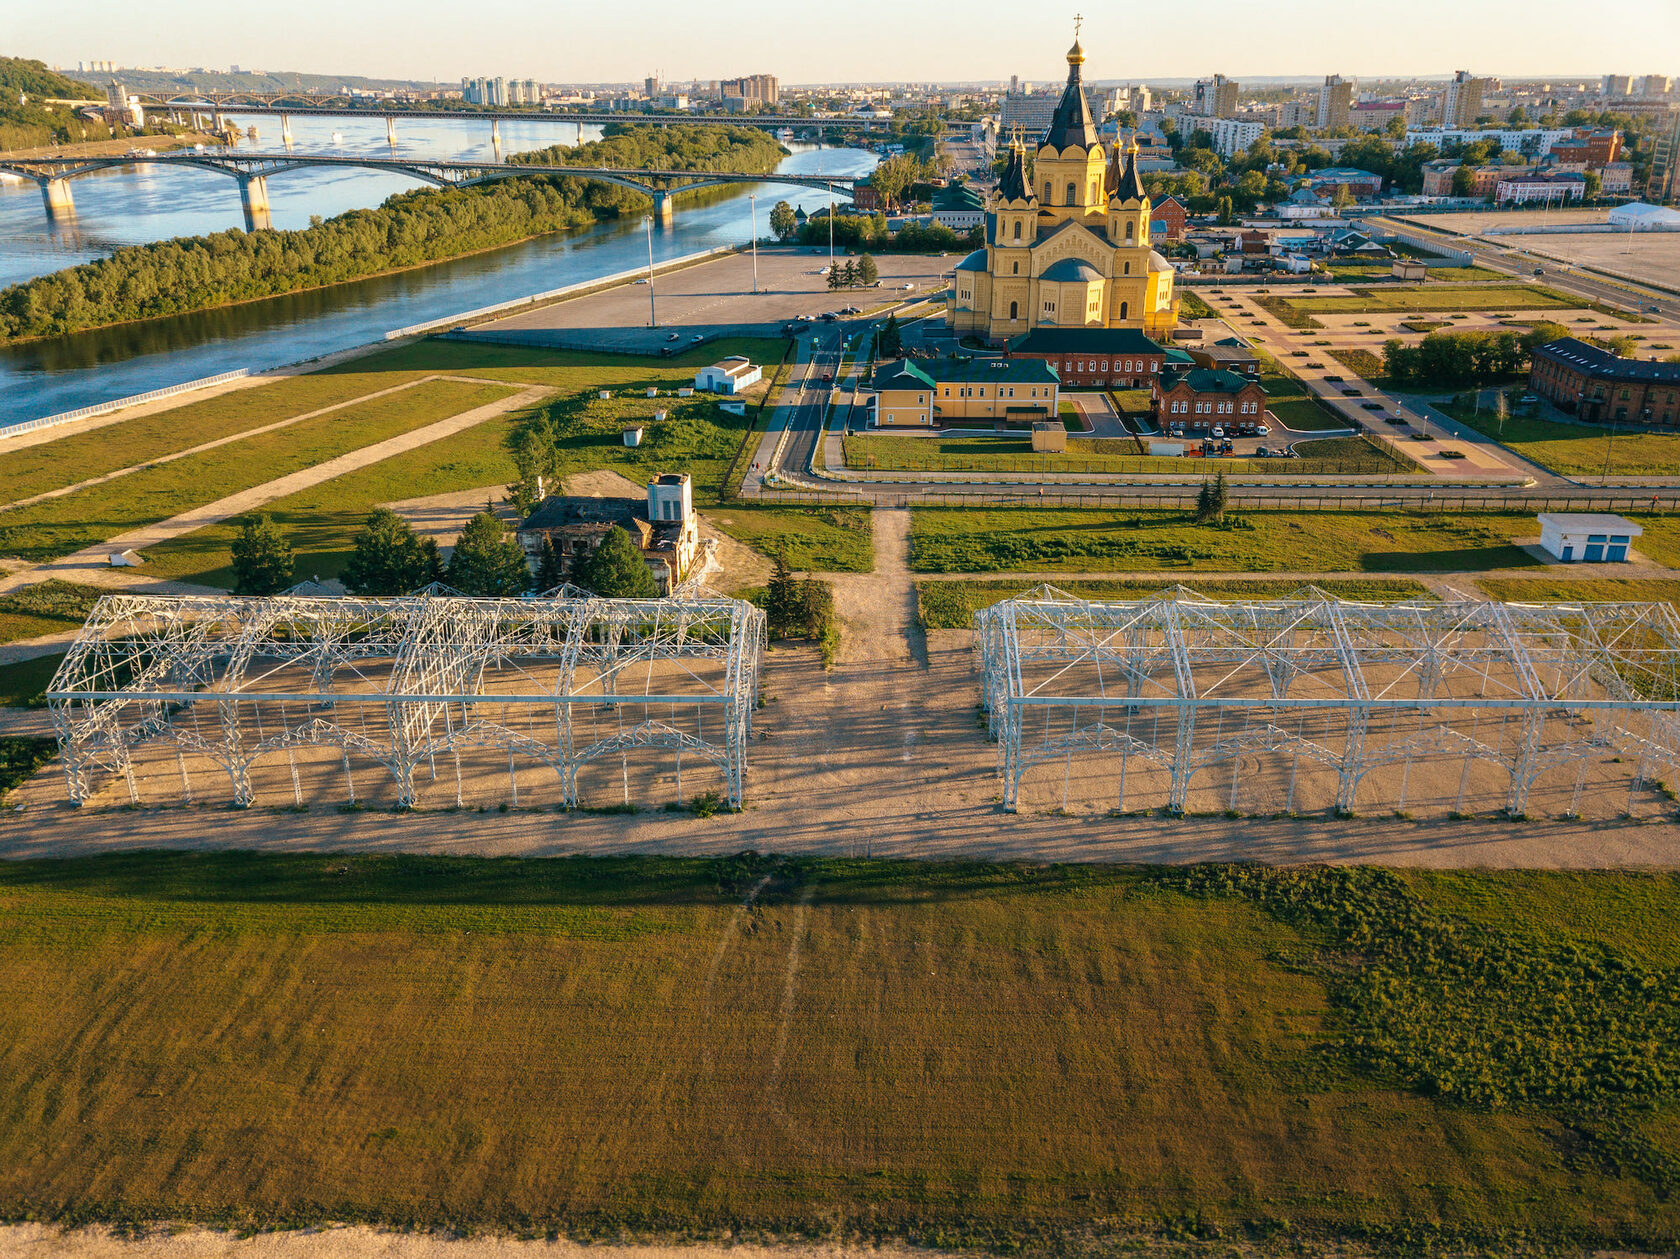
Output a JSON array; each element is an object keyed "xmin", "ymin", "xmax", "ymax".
[{"xmin": 1537, "ymin": 513, "xmax": 1642, "ymax": 564}]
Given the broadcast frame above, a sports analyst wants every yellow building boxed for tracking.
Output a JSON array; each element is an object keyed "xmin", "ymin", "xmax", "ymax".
[
  {"xmin": 946, "ymin": 34, "xmax": 1180, "ymax": 345},
  {"xmin": 866, "ymin": 357, "xmax": 1061, "ymax": 428}
]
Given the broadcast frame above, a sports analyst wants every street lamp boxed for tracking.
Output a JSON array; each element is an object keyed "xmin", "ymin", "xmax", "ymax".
[
  {"xmin": 644, "ymin": 216, "xmax": 657, "ymax": 329},
  {"xmin": 749, "ymin": 193, "xmax": 759, "ymax": 295}
]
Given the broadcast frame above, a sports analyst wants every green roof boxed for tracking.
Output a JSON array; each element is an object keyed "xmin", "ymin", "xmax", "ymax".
[
  {"xmin": 1007, "ymin": 328, "xmax": 1164, "ymax": 355},
  {"xmin": 871, "ymin": 356, "xmax": 1059, "ymax": 389},
  {"xmin": 1160, "ymin": 367, "xmax": 1264, "ymax": 395}
]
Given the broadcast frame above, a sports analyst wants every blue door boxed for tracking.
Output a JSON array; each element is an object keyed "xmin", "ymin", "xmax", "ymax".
[
  {"xmin": 1608, "ymin": 535, "xmax": 1630, "ymax": 562},
  {"xmin": 1562, "ymin": 544, "xmax": 1574, "ymax": 561}
]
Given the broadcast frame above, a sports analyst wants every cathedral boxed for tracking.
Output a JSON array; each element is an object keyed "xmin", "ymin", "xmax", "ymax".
[{"xmin": 946, "ymin": 33, "xmax": 1180, "ymax": 344}]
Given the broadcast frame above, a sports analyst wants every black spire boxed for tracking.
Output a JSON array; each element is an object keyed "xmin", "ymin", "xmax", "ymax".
[
  {"xmin": 1117, "ymin": 143, "xmax": 1147, "ymax": 203},
  {"xmin": 1041, "ymin": 38, "xmax": 1099, "ymax": 151},
  {"xmin": 998, "ymin": 140, "xmax": 1032, "ymax": 201}
]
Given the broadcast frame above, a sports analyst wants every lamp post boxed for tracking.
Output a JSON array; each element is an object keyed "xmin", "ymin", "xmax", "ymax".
[
  {"xmin": 749, "ymin": 193, "xmax": 759, "ymax": 295},
  {"xmin": 644, "ymin": 216, "xmax": 657, "ymax": 329}
]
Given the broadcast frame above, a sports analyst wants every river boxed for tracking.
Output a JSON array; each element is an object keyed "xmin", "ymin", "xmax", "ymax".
[{"xmin": 0, "ymin": 113, "xmax": 878, "ymax": 427}]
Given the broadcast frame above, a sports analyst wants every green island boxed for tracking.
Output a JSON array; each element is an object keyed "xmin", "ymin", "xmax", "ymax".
[{"xmin": 0, "ymin": 123, "xmax": 786, "ymax": 342}]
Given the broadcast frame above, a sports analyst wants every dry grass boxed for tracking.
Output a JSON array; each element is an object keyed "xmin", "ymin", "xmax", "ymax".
[{"xmin": 0, "ymin": 853, "xmax": 1674, "ymax": 1246}]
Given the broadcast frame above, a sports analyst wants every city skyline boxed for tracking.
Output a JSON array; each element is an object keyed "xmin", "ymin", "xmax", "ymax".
[{"xmin": 13, "ymin": 0, "xmax": 1679, "ymax": 86}]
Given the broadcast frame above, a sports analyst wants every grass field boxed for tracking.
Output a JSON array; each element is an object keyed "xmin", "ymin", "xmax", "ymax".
[
  {"xmin": 0, "ymin": 736, "xmax": 54, "ymax": 800},
  {"xmin": 1479, "ymin": 576, "xmax": 1680, "ymax": 606},
  {"xmin": 1442, "ymin": 402, "xmax": 1680, "ymax": 477},
  {"xmin": 1253, "ymin": 350, "xmax": 1345, "ymax": 432},
  {"xmin": 0, "ymin": 379, "xmax": 517, "ymax": 565},
  {"xmin": 916, "ymin": 576, "xmax": 1436, "ymax": 629},
  {"xmin": 1326, "ymin": 347, "xmax": 1388, "ymax": 382},
  {"xmin": 1320, "ymin": 264, "xmax": 1513, "ymax": 284},
  {"xmin": 842, "ymin": 434, "xmax": 1413, "ymax": 477},
  {"xmin": 0, "ymin": 853, "xmax": 1675, "ymax": 1247},
  {"xmin": 0, "ymin": 654, "xmax": 60, "ymax": 708},
  {"xmin": 908, "ymin": 507, "xmax": 1542, "ymax": 574},
  {"xmin": 0, "ymin": 580, "xmax": 105, "ymax": 645},
  {"xmin": 1279, "ymin": 285, "xmax": 1583, "ymax": 317}
]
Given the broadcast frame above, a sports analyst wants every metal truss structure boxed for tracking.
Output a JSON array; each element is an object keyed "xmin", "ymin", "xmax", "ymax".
[
  {"xmin": 976, "ymin": 586, "xmax": 1680, "ymax": 817},
  {"xmin": 48, "ymin": 589, "xmax": 765, "ymax": 811}
]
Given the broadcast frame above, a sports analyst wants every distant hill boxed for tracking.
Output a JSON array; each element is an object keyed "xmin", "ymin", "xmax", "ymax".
[
  {"xmin": 105, "ymin": 67, "xmax": 446, "ymax": 96},
  {"xmin": 0, "ymin": 56, "xmax": 99, "ymax": 100}
]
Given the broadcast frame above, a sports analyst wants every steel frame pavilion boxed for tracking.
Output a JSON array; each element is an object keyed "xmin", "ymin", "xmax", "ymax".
[
  {"xmin": 48, "ymin": 588, "xmax": 765, "ymax": 810},
  {"xmin": 976, "ymin": 586, "xmax": 1680, "ymax": 816}
]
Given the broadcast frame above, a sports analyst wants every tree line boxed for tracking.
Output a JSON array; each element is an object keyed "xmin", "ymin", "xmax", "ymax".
[
  {"xmin": 231, "ymin": 507, "xmax": 659, "ymax": 600},
  {"xmin": 0, "ymin": 123, "xmax": 785, "ymax": 342},
  {"xmin": 1380, "ymin": 323, "xmax": 1575, "ymax": 387}
]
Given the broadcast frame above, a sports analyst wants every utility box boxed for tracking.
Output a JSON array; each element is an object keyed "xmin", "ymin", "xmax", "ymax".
[
  {"xmin": 1031, "ymin": 422, "xmax": 1067, "ymax": 453},
  {"xmin": 1538, "ymin": 513, "xmax": 1641, "ymax": 563},
  {"xmin": 623, "ymin": 427, "xmax": 644, "ymax": 447}
]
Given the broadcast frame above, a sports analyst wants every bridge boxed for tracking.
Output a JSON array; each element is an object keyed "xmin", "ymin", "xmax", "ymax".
[
  {"xmin": 0, "ymin": 150, "xmax": 858, "ymax": 231},
  {"xmin": 132, "ymin": 97, "xmax": 945, "ymax": 139}
]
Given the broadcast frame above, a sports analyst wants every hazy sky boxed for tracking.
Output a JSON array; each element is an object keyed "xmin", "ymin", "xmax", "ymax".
[{"xmin": 13, "ymin": 0, "xmax": 1680, "ymax": 84}]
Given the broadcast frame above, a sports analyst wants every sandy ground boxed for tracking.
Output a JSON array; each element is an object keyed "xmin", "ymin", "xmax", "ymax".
[
  {"xmin": 0, "ymin": 1227, "xmax": 951, "ymax": 1259},
  {"xmin": 10, "ymin": 507, "xmax": 1680, "ymax": 867}
]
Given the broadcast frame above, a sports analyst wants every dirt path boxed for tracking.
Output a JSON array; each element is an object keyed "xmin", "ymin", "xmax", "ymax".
[
  {"xmin": 0, "ymin": 1226, "xmax": 951, "ymax": 1259},
  {"xmin": 0, "ymin": 386, "xmax": 546, "ymax": 596},
  {"xmin": 826, "ymin": 507, "xmax": 925, "ymax": 666}
]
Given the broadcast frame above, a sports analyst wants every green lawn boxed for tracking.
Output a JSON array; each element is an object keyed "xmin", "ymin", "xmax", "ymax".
[
  {"xmin": 1479, "ymin": 576, "xmax": 1680, "ymax": 607},
  {"xmin": 909, "ymin": 507, "xmax": 1543, "ymax": 574},
  {"xmin": 1442, "ymin": 402, "xmax": 1680, "ymax": 477},
  {"xmin": 1321, "ymin": 264, "xmax": 1513, "ymax": 284},
  {"xmin": 845, "ymin": 433, "xmax": 1411, "ymax": 476},
  {"xmin": 0, "ymin": 580, "xmax": 106, "ymax": 645},
  {"xmin": 1253, "ymin": 349, "xmax": 1345, "ymax": 431},
  {"xmin": 0, "ymin": 854, "xmax": 1675, "ymax": 1247},
  {"xmin": 1281, "ymin": 285, "xmax": 1583, "ymax": 317},
  {"xmin": 0, "ymin": 379, "xmax": 517, "ymax": 565},
  {"xmin": 1326, "ymin": 347, "xmax": 1388, "ymax": 382},
  {"xmin": 917, "ymin": 576, "xmax": 1436, "ymax": 629},
  {"xmin": 0, "ymin": 736, "xmax": 55, "ymax": 801},
  {"xmin": 0, "ymin": 654, "xmax": 60, "ymax": 708}
]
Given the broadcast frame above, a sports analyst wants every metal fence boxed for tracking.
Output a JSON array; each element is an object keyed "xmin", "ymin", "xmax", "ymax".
[{"xmin": 2, "ymin": 369, "xmax": 251, "ymax": 439}]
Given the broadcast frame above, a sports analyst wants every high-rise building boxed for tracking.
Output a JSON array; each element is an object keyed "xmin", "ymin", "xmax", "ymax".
[
  {"xmin": 1192, "ymin": 75, "xmax": 1238, "ymax": 119},
  {"xmin": 719, "ymin": 74, "xmax": 778, "ymax": 111},
  {"xmin": 1642, "ymin": 75, "xmax": 1675, "ymax": 98},
  {"xmin": 1649, "ymin": 108, "xmax": 1680, "ymax": 205},
  {"xmin": 1316, "ymin": 75, "xmax": 1353, "ymax": 131},
  {"xmin": 1441, "ymin": 71, "xmax": 1487, "ymax": 127},
  {"xmin": 644, "ymin": 74, "xmax": 663, "ymax": 100},
  {"xmin": 1603, "ymin": 74, "xmax": 1636, "ymax": 98}
]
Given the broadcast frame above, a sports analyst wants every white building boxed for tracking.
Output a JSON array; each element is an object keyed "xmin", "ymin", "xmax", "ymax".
[
  {"xmin": 1608, "ymin": 201, "xmax": 1680, "ymax": 229},
  {"xmin": 1409, "ymin": 126, "xmax": 1569, "ymax": 157},
  {"xmin": 694, "ymin": 356, "xmax": 762, "ymax": 394},
  {"xmin": 1196, "ymin": 116, "xmax": 1263, "ymax": 158},
  {"xmin": 1537, "ymin": 513, "xmax": 1641, "ymax": 563}
]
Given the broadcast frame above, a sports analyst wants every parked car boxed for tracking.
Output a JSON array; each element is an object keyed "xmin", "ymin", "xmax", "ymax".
[
  {"xmin": 1362, "ymin": 402, "xmax": 1384, "ymax": 411},
  {"xmin": 1255, "ymin": 424, "xmax": 1270, "ymax": 436},
  {"xmin": 1519, "ymin": 394, "xmax": 1538, "ymax": 406},
  {"xmin": 1324, "ymin": 375, "xmax": 1344, "ymax": 383},
  {"xmin": 1212, "ymin": 426, "xmax": 1224, "ymax": 438},
  {"xmin": 665, "ymin": 332, "xmax": 680, "ymax": 342},
  {"xmin": 690, "ymin": 334, "xmax": 704, "ymax": 343}
]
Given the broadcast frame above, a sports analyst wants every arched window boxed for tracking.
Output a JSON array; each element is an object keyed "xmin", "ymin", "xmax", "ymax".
[
  {"xmin": 1043, "ymin": 181, "xmax": 1052, "ymax": 201},
  {"xmin": 1119, "ymin": 301, "xmax": 1129, "ymax": 320},
  {"xmin": 1090, "ymin": 182, "xmax": 1098, "ymax": 203},
  {"xmin": 1126, "ymin": 222, "xmax": 1135, "ymax": 241},
  {"xmin": 1009, "ymin": 300, "xmax": 1018, "ymax": 320},
  {"xmin": 1012, "ymin": 219, "xmax": 1021, "ymax": 240},
  {"xmin": 1012, "ymin": 260, "xmax": 1019, "ymax": 274},
  {"xmin": 1124, "ymin": 261, "xmax": 1131, "ymax": 275},
  {"xmin": 1066, "ymin": 182, "xmax": 1077, "ymax": 204}
]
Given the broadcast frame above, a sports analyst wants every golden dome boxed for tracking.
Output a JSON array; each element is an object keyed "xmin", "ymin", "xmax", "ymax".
[{"xmin": 1066, "ymin": 38, "xmax": 1085, "ymax": 66}]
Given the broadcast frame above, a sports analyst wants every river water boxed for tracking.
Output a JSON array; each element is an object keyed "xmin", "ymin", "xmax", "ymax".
[{"xmin": 0, "ymin": 113, "xmax": 877, "ymax": 427}]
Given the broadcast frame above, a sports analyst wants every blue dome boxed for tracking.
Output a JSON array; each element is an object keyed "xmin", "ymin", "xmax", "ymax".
[
  {"xmin": 1040, "ymin": 257, "xmax": 1104, "ymax": 283},
  {"xmin": 953, "ymin": 248, "xmax": 989, "ymax": 272}
]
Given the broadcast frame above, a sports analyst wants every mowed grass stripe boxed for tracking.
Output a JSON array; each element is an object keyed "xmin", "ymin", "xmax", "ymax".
[
  {"xmin": 0, "ymin": 379, "xmax": 518, "ymax": 565},
  {"xmin": 908, "ymin": 507, "xmax": 1542, "ymax": 574},
  {"xmin": 0, "ymin": 854, "xmax": 1673, "ymax": 1242},
  {"xmin": 1281, "ymin": 285, "xmax": 1582, "ymax": 316},
  {"xmin": 1, "ymin": 365, "xmax": 447, "ymax": 505}
]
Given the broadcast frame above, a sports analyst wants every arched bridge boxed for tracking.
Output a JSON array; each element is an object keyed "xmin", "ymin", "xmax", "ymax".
[{"xmin": 0, "ymin": 150, "xmax": 858, "ymax": 231}]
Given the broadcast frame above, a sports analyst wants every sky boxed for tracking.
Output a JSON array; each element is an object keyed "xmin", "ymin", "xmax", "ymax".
[{"xmin": 11, "ymin": 0, "xmax": 1680, "ymax": 85}]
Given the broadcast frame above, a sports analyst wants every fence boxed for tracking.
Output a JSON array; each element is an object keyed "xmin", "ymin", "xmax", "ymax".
[
  {"xmin": 2, "ymin": 369, "xmax": 251, "ymax": 439},
  {"xmin": 752, "ymin": 488, "xmax": 1680, "ymax": 513}
]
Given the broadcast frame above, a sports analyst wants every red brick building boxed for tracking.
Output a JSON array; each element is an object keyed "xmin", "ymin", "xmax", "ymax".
[
  {"xmin": 1529, "ymin": 337, "xmax": 1680, "ymax": 426},
  {"xmin": 1155, "ymin": 367, "xmax": 1268, "ymax": 424},
  {"xmin": 850, "ymin": 180, "xmax": 884, "ymax": 211},
  {"xmin": 1153, "ymin": 195, "xmax": 1188, "ymax": 241},
  {"xmin": 1005, "ymin": 328, "xmax": 1166, "ymax": 388}
]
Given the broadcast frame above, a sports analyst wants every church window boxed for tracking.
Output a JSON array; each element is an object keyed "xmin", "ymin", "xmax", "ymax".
[
  {"xmin": 1012, "ymin": 220, "xmax": 1021, "ymax": 240},
  {"xmin": 1089, "ymin": 182, "xmax": 1098, "ymax": 202},
  {"xmin": 1119, "ymin": 301, "xmax": 1129, "ymax": 319},
  {"xmin": 1043, "ymin": 181, "xmax": 1052, "ymax": 201},
  {"xmin": 1065, "ymin": 182, "xmax": 1076, "ymax": 203},
  {"xmin": 1009, "ymin": 300, "xmax": 1018, "ymax": 319},
  {"xmin": 1124, "ymin": 261, "xmax": 1130, "ymax": 275},
  {"xmin": 1126, "ymin": 222, "xmax": 1134, "ymax": 241},
  {"xmin": 1012, "ymin": 261, "xmax": 1019, "ymax": 274}
]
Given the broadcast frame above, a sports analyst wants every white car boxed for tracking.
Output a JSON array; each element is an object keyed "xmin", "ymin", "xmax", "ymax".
[
  {"xmin": 902, "ymin": 283, "xmax": 915, "ymax": 290},
  {"xmin": 1211, "ymin": 426, "xmax": 1224, "ymax": 439},
  {"xmin": 1255, "ymin": 424, "xmax": 1270, "ymax": 436}
]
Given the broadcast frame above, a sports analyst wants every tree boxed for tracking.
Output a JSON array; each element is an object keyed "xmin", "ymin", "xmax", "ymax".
[
  {"xmin": 769, "ymin": 199, "xmax": 798, "ymax": 241},
  {"xmin": 764, "ymin": 546, "xmax": 801, "ymax": 638},
  {"xmin": 827, "ymin": 261, "xmax": 843, "ymax": 291},
  {"xmin": 1584, "ymin": 170, "xmax": 1602, "ymax": 199},
  {"xmin": 342, "ymin": 508, "xmax": 434, "ymax": 595},
  {"xmin": 535, "ymin": 536, "xmax": 563, "ymax": 593},
  {"xmin": 230, "ymin": 514, "xmax": 294, "ymax": 596},
  {"xmin": 504, "ymin": 413, "xmax": 560, "ymax": 517},
  {"xmin": 1194, "ymin": 473, "xmax": 1227, "ymax": 524},
  {"xmin": 841, "ymin": 260, "xmax": 858, "ymax": 288},
  {"xmin": 878, "ymin": 313, "xmax": 903, "ymax": 358},
  {"xmin": 445, "ymin": 511, "xmax": 530, "ymax": 597},
  {"xmin": 1450, "ymin": 165, "xmax": 1479, "ymax": 198},
  {"xmin": 857, "ymin": 252, "xmax": 878, "ymax": 286},
  {"xmin": 1215, "ymin": 196, "xmax": 1235, "ymax": 225},
  {"xmin": 577, "ymin": 525, "xmax": 658, "ymax": 598},
  {"xmin": 1330, "ymin": 183, "xmax": 1355, "ymax": 209}
]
